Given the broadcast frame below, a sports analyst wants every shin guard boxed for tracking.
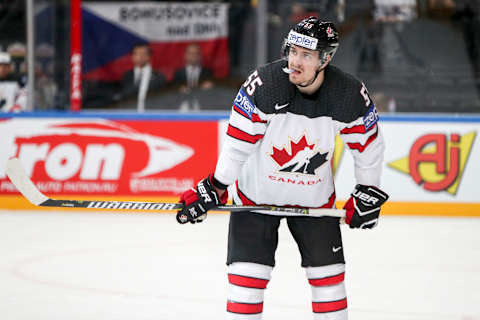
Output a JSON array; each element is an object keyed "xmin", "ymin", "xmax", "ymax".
[
  {"xmin": 226, "ymin": 262, "xmax": 273, "ymax": 320},
  {"xmin": 306, "ymin": 263, "xmax": 348, "ymax": 320}
]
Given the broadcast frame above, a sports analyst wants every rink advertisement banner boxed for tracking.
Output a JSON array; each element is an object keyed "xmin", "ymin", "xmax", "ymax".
[
  {"xmin": 220, "ymin": 118, "xmax": 480, "ymax": 216},
  {"xmin": 332, "ymin": 119, "xmax": 480, "ymax": 216},
  {"xmin": 2, "ymin": 115, "xmax": 479, "ymax": 216},
  {"xmin": 0, "ymin": 118, "xmax": 218, "ymax": 197},
  {"xmin": 220, "ymin": 118, "xmax": 480, "ymax": 203},
  {"xmin": 82, "ymin": 2, "xmax": 230, "ymax": 81}
]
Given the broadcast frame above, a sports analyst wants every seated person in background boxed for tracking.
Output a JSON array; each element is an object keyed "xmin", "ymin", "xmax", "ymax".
[
  {"xmin": 116, "ymin": 43, "xmax": 166, "ymax": 110},
  {"xmin": 0, "ymin": 52, "xmax": 27, "ymax": 112},
  {"xmin": 173, "ymin": 43, "xmax": 214, "ymax": 111},
  {"xmin": 173, "ymin": 43, "xmax": 214, "ymax": 93},
  {"xmin": 7, "ymin": 42, "xmax": 27, "ymax": 87},
  {"xmin": 288, "ymin": 3, "xmax": 320, "ymax": 24}
]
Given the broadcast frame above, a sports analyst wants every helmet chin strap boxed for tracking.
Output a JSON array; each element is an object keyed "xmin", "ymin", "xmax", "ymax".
[
  {"xmin": 296, "ymin": 55, "xmax": 328, "ymax": 88},
  {"xmin": 296, "ymin": 68, "xmax": 321, "ymax": 88}
]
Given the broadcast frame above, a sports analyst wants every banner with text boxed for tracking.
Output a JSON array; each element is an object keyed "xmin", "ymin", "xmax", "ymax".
[
  {"xmin": 221, "ymin": 118, "xmax": 480, "ymax": 216},
  {"xmin": 82, "ymin": 2, "xmax": 230, "ymax": 81},
  {"xmin": 2, "ymin": 116, "xmax": 479, "ymax": 216},
  {"xmin": 0, "ymin": 118, "xmax": 218, "ymax": 197},
  {"xmin": 331, "ymin": 120, "xmax": 480, "ymax": 215}
]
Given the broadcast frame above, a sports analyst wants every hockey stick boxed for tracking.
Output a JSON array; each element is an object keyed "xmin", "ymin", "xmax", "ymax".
[{"xmin": 5, "ymin": 157, "xmax": 345, "ymax": 219}]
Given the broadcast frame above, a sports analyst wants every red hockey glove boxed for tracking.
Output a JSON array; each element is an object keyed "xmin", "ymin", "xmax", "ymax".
[
  {"xmin": 176, "ymin": 175, "xmax": 228, "ymax": 224},
  {"xmin": 344, "ymin": 184, "xmax": 389, "ymax": 229}
]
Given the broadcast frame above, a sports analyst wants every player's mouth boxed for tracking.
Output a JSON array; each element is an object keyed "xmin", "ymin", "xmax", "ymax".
[{"xmin": 289, "ymin": 67, "xmax": 302, "ymax": 76}]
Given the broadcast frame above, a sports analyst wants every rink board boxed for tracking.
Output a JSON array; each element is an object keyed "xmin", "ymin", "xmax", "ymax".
[{"xmin": 1, "ymin": 112, "xmax": 479, "ymax": 217}]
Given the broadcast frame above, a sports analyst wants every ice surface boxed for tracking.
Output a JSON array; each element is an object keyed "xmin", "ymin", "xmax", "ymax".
[{"xmin": 0, "ymin": 210, "xmax": 479, "ymax": 320}]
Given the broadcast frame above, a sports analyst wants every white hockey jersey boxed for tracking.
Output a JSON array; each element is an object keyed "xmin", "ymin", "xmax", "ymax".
[
  {"xmin": 214, "ymin": 60, "xmax": 384, "ymax": 208},
  {"xmin": 0, "ymin": 76, "xmax": 26, "ymax": 112}
]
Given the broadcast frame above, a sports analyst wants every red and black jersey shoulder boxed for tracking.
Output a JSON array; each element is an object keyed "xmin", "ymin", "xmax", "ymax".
[
  {"xmin": 245, "ymin": 60, "xmax": 296, "ymax": 114},
  {"xmin": 286, "ymin": 65, "xmax": 373, "ymax": 122},
  {"xmin": 323, "ymin": 65, "xmax": 373, "ymax": 123},
  {"xmin": 244, "ymin": 61, "xmax": 374, "ymax": 123}
]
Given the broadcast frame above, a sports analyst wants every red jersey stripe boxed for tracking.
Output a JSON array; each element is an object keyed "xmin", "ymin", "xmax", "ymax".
[
  {"xmin": 227, "ymin": 125, "xmax": 264, "ymax": 144},
  {"xmin": 321, "ymin": 191, "xmax": 336, "ymax": 208},
  {"xmin": 228, "ymin": 274, "xmax": 269, "ymax": 289},
  {"xmin": 232, "ymin": 105, "xmax": 250, "ymax": 119},
  {"xmin": 340, "ymin": 124, "xmax": 366, "ymax": 134},
  {"xmin": 236, "ymin": 182, "xmax": 257, "ymax": 205},
  {"xmin": 340, "ymin": 123, "xmax": 377, "ymax": 135},
  {"xmin": 308, "ymin": 273, "xmax": 345, "ymax": 286},
  {"xmin": 227, "ymin": 301, "xmax": 264, "ymax": 314},
  {"xmin": 232, "ymin": 106, "xmax": 267, "ymax": 123},
  {"xmin": 346, "ymin": 127, "xmax": 378, "ymax": 153},
  {"xmin": 341, "ymin": 123, "xmax": 377, "ymax": 135},
  {"xmin": 312, "ymin": 298, "xmax": 347, "ymax": 313},
  {"xmin": 251, "ymin": 113, "xmax": 267, "ymax": 123}
]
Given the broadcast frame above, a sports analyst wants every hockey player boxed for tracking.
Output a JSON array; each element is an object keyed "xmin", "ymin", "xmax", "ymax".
[
  {"xmin": 0, "ymin": 52, "xmax": 26, "ymax": 112},
  {"xmin": 177, "ymin": 17, "xmax": 389, "ymax": 320}
]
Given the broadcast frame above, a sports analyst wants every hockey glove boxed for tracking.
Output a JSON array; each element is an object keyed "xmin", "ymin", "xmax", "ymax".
[
  {"xmin": 176, "ymin": 175, "xmax": 228, "ymax": 224},
  {"xmin": 344, "ymin": 184, "xmax": 389, "ymax": 229}
]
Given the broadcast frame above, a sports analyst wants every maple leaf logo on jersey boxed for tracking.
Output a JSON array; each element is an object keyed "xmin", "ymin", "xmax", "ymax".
[{"xmin": 270, "ymin": 135, "xmax": 328, "ymax": 175}]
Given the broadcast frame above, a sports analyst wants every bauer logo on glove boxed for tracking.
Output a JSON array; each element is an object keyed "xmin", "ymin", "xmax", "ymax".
[
  {"xmin": 176, "ymin": 174, "xmax": 228, "ymax": 224},
  {"xmin": 351, "ymin": 189, "xmax": 382, "ymax": 207},
  {"xmin": 198, "ymin": 180, "xmax": 214, "ymax": 203},
  {"xmin": 344, "ymin": 184, "xmax": 389, "ymax": 229}
]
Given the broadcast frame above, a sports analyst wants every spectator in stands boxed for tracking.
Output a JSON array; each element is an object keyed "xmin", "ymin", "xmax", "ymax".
[
  {"xmin": 173, "ymin": 43, "xmax": 214, "ymax": 93},
  {"xmin": 35, "ymin": 42, "xmax": 57, "ymax": 110},
  {"xmin": 426, "ymin": 0, "xmax": 456, "ymax": 19},
  {"xmin": 117, "ymin": 43, "xmax": 166, "ymax": 111},
  {"xmin": 288, "ymin": 3, "xmax": 319, "ymax": 24},
  {"xmin": 356, "ymin": 7, "xmax": 383, "ymax": 76},
  {"xmin": 454, "ymin": 0, "xmax": 480, "ymax": 91},
  {"xmin": 6, "ymin": 42, "xmax": 27, "ymax": 87},
  {"xmin": 172, "ymin": 43, "xmax": 214, "ymax": 111},
  {"xmin": 374, "ymin": 0, "xmax": 418, "ymax": 22},
  {"xmin": 0, "ymin": 52, "xmax": 27, "ymax": 112}
]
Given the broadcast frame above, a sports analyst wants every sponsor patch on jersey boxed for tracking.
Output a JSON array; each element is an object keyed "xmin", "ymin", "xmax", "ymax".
[
  {"xmin": 287, "ymin": 31, "xmax": 318, "ymax": 50},
  {"xmin": 233, "ymin": 88, "xmax": 256, "ymax": 119},
  {"xmin": 363, "ymin": 104, "xmax": 379, "ymax": 131}
]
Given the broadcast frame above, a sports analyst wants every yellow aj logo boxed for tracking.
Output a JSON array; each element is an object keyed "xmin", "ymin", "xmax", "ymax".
[
  {"xmin": 388, "ymin": 132, "xmax": 476, "ymax": 195},
  {"xmin": 332, "ymin": 134, "xmax": 344, "ymax": 176}
]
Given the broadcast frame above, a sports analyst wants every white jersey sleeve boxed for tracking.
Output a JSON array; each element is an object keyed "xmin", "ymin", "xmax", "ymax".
[
  {"xmin": 0, "ymin": 78, "xmax": 27, "ymax": 112},
  {"xmin": 214, "ymin": 74, "xmax": 269, "ymax": 186},
  {"xmin": 336, "ymin": 84, "xmax": 385, "ymax": 187}
]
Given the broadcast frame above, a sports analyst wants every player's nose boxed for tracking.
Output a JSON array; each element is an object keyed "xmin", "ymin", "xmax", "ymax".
[
  {"xmin": 289, "ymin": 59, "xmax": 301, "ymax": 71},
  {"xmin": 295, "ymin": 55, "xmax": 306, "ymax": 67}
]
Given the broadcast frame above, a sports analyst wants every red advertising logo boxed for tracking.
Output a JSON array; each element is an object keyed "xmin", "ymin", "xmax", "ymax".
[
  {"xmin": 0, "ymin": 118, "xmax": 218, "ymax": 196},
  {"xmin": 388, "ymin": 132, "xmax": 476, "ymax": 195}
]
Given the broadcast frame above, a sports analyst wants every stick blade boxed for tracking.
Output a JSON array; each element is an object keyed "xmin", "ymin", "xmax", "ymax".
[{"xmin": 5, "ymin": 157, "xmax": 49, "ymax": 206}]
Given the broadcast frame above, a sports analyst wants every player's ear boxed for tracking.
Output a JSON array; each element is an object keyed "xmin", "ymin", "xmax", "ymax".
[{"xmin": 317, "ymin": 54, "xmax": 331, "ymax": 70}]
